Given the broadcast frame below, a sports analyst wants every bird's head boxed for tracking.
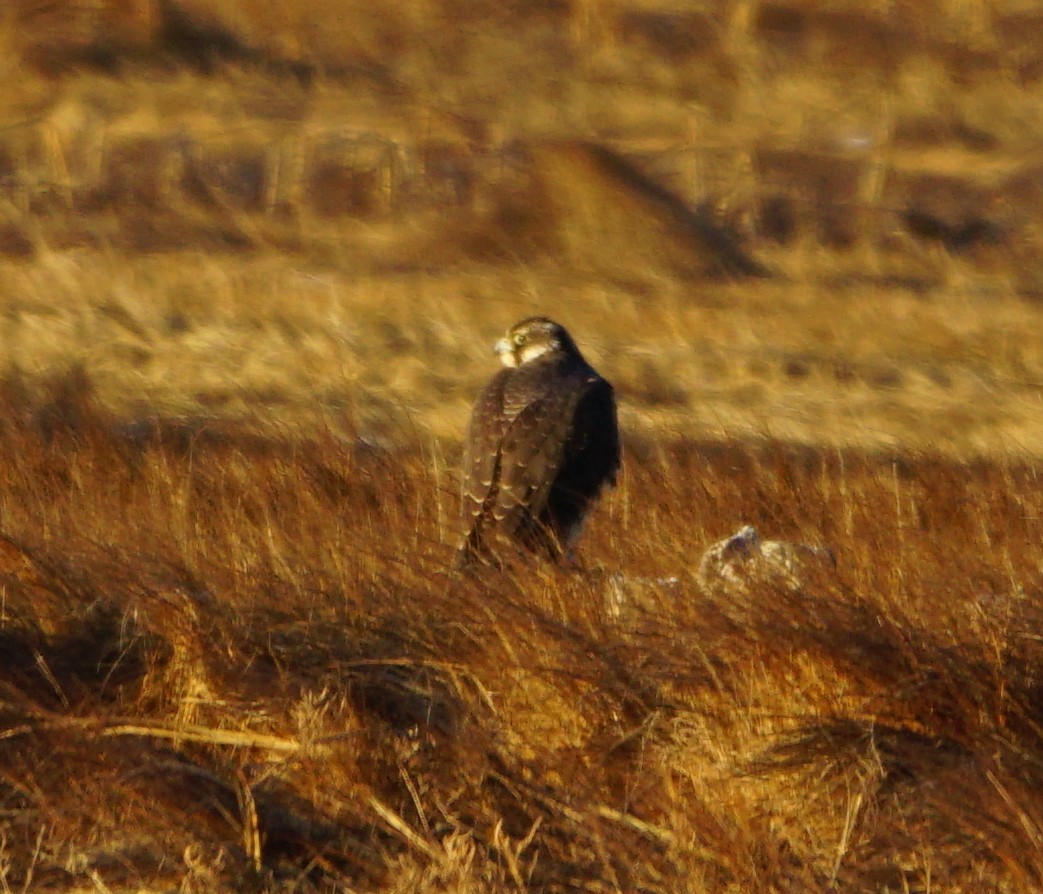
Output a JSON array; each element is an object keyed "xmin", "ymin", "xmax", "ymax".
[{"xmin": 494, "ymin": 317, "xmax": 580, "ymax": 368}]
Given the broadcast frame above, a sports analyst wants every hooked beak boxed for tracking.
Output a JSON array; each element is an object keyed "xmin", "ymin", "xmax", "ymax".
[{"xmin": 494, "ymin": 337, "xmax": 517, "ymax": 367}]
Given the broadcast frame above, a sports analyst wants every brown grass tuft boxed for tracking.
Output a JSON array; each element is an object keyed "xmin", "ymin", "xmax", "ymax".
[
  {"xmin": 2, "ymin": 0, "xmax": 1043, "ymax": 889},
  {"xmin": 0, "ymin": 377, "xmax": 1041, "ymax": 889}
]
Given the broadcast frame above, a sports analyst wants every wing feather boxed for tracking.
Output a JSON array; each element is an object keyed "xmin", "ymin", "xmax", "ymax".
[
  {"xmin": 493, "ymin": 382, "xmax": 579, "ymax": 534},
  {"xmin": 457, "ymin": 354, "xmax": 616, "ymax": 563},
  {"xmin": 460, "ymin": 370, "xmax": 510, "ymax": 530}
]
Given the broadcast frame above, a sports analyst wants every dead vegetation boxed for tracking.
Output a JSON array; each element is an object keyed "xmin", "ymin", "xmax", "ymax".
[
  {"xmin": 2, "ymin": 374, "xmax": 1043, "ymax": 891},
  {"xmin": 2, "ymin": 0, "xmax": 1043, "ymax": 890},
  {"xmin": 0, "ymin": 0, "xmax": 1041, "ymax": 455}
]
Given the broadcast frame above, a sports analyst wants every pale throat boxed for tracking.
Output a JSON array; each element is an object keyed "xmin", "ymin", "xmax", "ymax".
[
  {"xmin": 494, "ymin": 337, "xmax": 519, "ymax": 367},
  {"xmin": 495, "ymin": 337, "xmax": 556, "ymax": 367}
]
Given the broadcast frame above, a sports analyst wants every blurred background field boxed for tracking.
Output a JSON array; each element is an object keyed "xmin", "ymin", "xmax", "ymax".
[
  {"xmin": 4, "ymin": 1, "xmax": 1043, "ymax": 892},
  {"xmin": 1, "ymin": 0, "xmax": 1042, "ymax": 454}
]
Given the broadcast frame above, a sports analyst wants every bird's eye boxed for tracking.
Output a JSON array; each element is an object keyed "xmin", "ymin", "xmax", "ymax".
[{"xmin": 513, "ymin": 333, "xmax": 528, "ymax": 345}]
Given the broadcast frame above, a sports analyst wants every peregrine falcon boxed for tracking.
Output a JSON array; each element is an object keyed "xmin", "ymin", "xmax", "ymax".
[{"xmin": 456, "ymin": 316, "xmax": 621, "ymax": 567}]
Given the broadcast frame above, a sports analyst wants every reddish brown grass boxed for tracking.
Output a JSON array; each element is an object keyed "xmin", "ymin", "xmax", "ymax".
[
  {"xmin": 2, "ymin": 372, "xmax": 1043, "ymax": 891},
  {"xmin": 2, "ymin": 1, "xmax": 1043, "ymax": 890}
]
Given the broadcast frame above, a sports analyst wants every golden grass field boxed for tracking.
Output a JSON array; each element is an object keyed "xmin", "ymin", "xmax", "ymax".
[{"xmin": 3, "ymin": 0, "xmax": 1043, "ymax": 890}]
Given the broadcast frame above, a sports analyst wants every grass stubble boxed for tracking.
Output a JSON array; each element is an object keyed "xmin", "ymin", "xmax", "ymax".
[{"xmin": 2, "ymin": 0, "xmax": 1043, "ymax": 891}]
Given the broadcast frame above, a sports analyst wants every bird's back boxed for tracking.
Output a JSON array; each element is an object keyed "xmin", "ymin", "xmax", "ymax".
[{"xmin": 457, "ymin": 353, "xmax": 618, "ymax": 564}]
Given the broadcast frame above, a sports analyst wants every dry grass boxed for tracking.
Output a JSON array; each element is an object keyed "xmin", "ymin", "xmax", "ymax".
[
  {"xmin": 3, "ymin": 375, "xmax": 1043, "ymax": 892},
  {"xmin": 0, "ymin": 0, "xmax": 1042, "ymax": 454},
  {"xmin": 2, "ymin": 0, "xmax": 1043, "ymax": 890}
]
